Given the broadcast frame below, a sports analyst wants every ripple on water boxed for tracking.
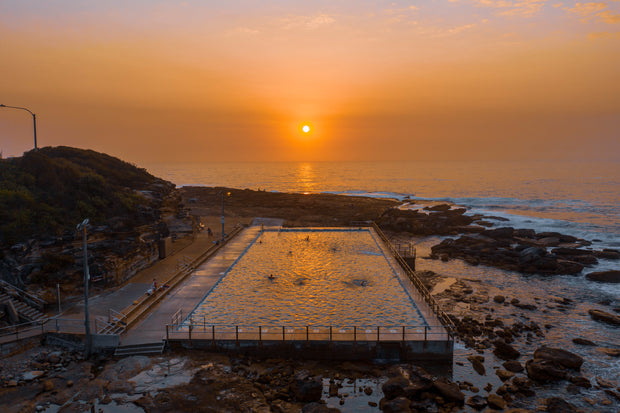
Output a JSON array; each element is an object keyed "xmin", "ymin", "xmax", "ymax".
[{"xmin": 184, "ymin": 230, "xmax": 425, "ymax": 327}]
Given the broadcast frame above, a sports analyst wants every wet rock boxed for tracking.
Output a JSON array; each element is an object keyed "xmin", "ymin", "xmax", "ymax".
[
  {"xmin": 493, "ymin": 339, "xmax": 520, "ymax": 360},
  {"xmin": 496, "ymin": 369, "xmax": 515, "ymax": 381},
  {"xmin": 588, "ymin": 309, "xmax": 620, "ymax": 326},
  {"xmin": 42, "ymin": 380, "xmax": 54, "ymax": 392},
  {"xmin": 586, "ymin": 270, "xmax": 620, "ymax": 283},
  {"xmin": 467, "ymin": 355, "xmax": 486, "ymax": 375},
  {"xmin": 525, "ymin": 359, "xmax": 569, "ymax": 382},
  {"xmin": 534, "ymin": 347, "xmax": 583, "ymax": 369},
  {"xmin": 546, "ymin": 397, "xmax": 578, "ymax": 412},
  {"xmin": 487, "ymin": 393, "xmax": 506, "ymax": 410},
  {"xmin": 381, "ymin": 376, "xmax": 410, "ymax": 400},
  {"xmin": 502, "ymin": 360, "xmax": 524, "ymax": 373},
  {"xmin": 8, "ymin": 380, "xmax": 18, "ymax": 387},
  {"xmin": 294, "ymin": 377, "xmax": 323, "ymax": 403},
  {"xmin": 301, "ymin": 402, "xmax": 340, "ymax": 413},
  {"xmin": 465, "ymin": 395, "xmax": 487, "ymax": 410},
  {"xmin": 22, "ymin": 371, "xmax": 44, "ymax": 381},
  {"xmin": 568, "ymin": 375, "xmax": 591, "ymax": 388},
  {"xmin": 572, "ymin": 338, "xmax": 596, "ymax": 346},
  {"xmin": 593, "ymin": 249, "xmax": 620, "ymax": 260},
  {"xmin": 598, "ymin": 347, "xmax": 620, "ymax": 357},
  {"xmin": 381, "ymin": 397, "xmax": 411, "ymax": 413},
  {"xmin": 494, "ymin": 295, "xmax": 506, "ymax": 303},
  {"xmin": 431, "ymin": 380, "xmax": 465, "ymax": 404},
  {"xmin": 364, "ymin": 387, "xmax": 372, "ymax": 396}
]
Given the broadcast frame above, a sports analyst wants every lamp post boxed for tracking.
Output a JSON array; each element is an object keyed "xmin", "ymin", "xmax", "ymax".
[
  {"xmin": 219, "ymin": 191, "xmax": 231, "ymax": 243},
  {"xmin": 0, "ymin": 104, "xmax": 37, "ymax": 150},
  {"xmin": 76, "ymin": 218, "xmax": 91, "ymax": 358}
]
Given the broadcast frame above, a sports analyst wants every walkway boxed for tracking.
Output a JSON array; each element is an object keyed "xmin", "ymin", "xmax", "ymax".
[{"xmin": 121, "ymin": 218, "xmax": 283, "ymax": 345}]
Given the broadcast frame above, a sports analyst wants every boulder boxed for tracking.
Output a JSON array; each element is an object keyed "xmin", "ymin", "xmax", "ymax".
[
  {"xmin": 496, "ymin": 369, "xmax": 515, "ymax": 381},
  {"xmin": 465, "ymin": 395, "xmax": 487, "ymax": 410},
  {"xmin": 493, "ymin": 339, "xmax": 520, "ymax": 360},
  {"xmin": 494, "ymin": 295, "xmax": 506, "ymax": 303},
  {"xmin": 586, "ymin": 270, "xmax": 620, "ymax": 283},
  {"xmin": 381, "ymin": 376, "xmax": 410, "ymax": 400},
  {"xmin": 432, "ymin": 381, "xmax": 465, "ymax": 403},
  {"xmin": 572, "ymin": 338, "xmax": 596, "ymax": 346},
  {"xmin": 533, "ymin": 347, "xmax": 583, "ymax": 370},
  {"xmin": 294, "ymin": 377, "xmax": 323, "ymax": 403},
  {"xmin": 502, "ymin": 361, "xmax": 524, "ymax": 373},
  {"xmin": 381, "ymin": 397, "xmax": 411, "ymax": 413},
  {"xmin": 525, "ymin": 359, "xmax": 568, "ymax": 382},
  {"xmin": 588, "ymin": 309, "xmax": 620, "ymax": 326},
  {"xmin": 301, "ymin": 402, "xmax": 340, "ymax": 413},
  {"xmin": 487, "ymin": 393, "xmax": 506, "ymax": 410},
  {"xmin": 593, "ymin": 249, "xmax": 620, "ymax": 260},
  {"xmin": 468, "ymin": 355, "xmax": 486, "ymax": 375},
  {"xmin": 546, "ymin": 397, "xmax": 578, "ymax": 412}
]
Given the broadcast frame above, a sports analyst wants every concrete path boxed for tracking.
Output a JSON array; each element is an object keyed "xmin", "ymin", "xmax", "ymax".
[{"xmin": 120, "ymin": 220, "xmax": 283, "ymax": 345}]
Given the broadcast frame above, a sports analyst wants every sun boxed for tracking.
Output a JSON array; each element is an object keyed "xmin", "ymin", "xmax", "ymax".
[{"xmin": 298, "ymin": 122, "xmax": 314, "ymax": 136}]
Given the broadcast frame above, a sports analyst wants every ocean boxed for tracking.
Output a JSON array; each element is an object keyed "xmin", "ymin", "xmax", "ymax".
[{"xmin": 145, "ymin": 159, "xmax": 620, "ymax": 409}]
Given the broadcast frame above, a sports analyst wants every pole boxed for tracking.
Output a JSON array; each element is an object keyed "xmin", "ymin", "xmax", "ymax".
[
  {"xmin": 82, "ymin": 226, "xmax": 91, "ymax": 358},
  {"xmin": 56, "ymin": 283, "xmax": 61, "ymax": 313},
  {"xmin": 221, "ymin": 192, "xmax": 225, "ymax": 243},
  {"xmin": 0, "ymin": 104, "xmax": 37, "ymax": 150}
]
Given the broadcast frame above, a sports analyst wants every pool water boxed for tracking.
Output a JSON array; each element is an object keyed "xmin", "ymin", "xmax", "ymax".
[{"xmin": 184, "ymin": 229, "xmax": 426, "ymax": 328}]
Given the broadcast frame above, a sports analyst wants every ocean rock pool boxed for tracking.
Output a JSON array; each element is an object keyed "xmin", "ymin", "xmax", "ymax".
[{"xmin": 182, "ymin": 228, "xmax": 427, "ymax": 329}]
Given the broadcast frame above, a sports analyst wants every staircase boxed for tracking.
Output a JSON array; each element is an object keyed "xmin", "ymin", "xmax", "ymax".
[
  {"xmin": 114, "ymin": 341, "xmax": 165, "ymax": 357},
  {"xmin": 0, "ymin": 292, "xmax": 49, "ymax": 324}
]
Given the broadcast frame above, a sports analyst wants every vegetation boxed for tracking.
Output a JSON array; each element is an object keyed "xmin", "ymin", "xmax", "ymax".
[{"xmin": 0, "ymin": 146, "xmax": 172, "ymax": 246}]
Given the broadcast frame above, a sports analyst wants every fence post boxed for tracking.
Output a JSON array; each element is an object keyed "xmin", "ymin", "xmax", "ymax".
[
  {"xmin": 259, "ymin": 326, "xmax": 262, "ymax": 342},
  {"xmin": 212, "ymin": 325, "xmax": 215, "ymax": 344},
  {"xmin": 306, "ymin": 326, "xmax": 309, "ymax": 342},
  {"xmin": 354, "ymin": 326, "xmax": 356, "ymax": 343},
  {"xmin": 166, "ymin": 325, "xmax": 169, "ymax": 341},
  {"xmin": 203, "ymin": 316, "xmax": 206, "ymax": 331},
  {"xmin": 424, "ymin": 326, "xmax": 427, "ymax": 342},
  {"xmin": 329, "ymin": 326, "xmax": 332, "ymax": 342},
  {"xmin": 282, "ymin": 326, "xmax": 285, "ymax": 342},
  {"xmin": 189, "ymin": 324, "xmax": 192, "ymax": 342},
  {"xmin": 236, "ymin": 326, "xmax": 239, "ymax": 345},
  {"xmin": 377, "ymin": 326, "xmax": 380, "ymax": 342},
  {"xmin": 402, "ymin": 326, "xmax": 405, "ymax": 342}
]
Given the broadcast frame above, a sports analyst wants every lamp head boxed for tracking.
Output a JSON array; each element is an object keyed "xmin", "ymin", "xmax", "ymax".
[{"xmin": 76, "ymin": 218, "xmax": 90, "ymax": 230}]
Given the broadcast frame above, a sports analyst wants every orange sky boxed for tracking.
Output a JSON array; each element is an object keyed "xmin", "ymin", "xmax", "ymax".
[{"xmin": 1, "ymin": 1, "xmax": 619, "ymax": 162}]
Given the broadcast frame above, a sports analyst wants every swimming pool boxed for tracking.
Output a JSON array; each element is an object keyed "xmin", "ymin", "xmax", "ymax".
[{"xmin": 182, "ymin": 228, "xmax": 427, "ymax": 328}]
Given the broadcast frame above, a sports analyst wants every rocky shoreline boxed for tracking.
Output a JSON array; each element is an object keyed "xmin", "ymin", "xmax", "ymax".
[{"xmin": 1, "ymin": 189, "xmax": 619, "ymax": 412}]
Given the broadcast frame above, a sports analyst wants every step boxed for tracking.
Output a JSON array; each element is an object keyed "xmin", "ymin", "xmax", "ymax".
[{"xmin": 114, "ymin": 341, "xmax": 165, "ymax": 357}]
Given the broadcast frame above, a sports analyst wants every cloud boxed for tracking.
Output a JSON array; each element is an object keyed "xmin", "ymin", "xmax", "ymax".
[
  {"xmin": 597, "ymin": 10, "xmax": 620, "ymax": 22},
  {"xmin": 587, "ymin": 30, "xmax": 620, "ymax": 38},
  {"xmin": 468, "ymin": 0, "xmax": 550, "ymax": 17},
  {"xmin": 279, "ymin": 13, "xmax": 336, "ymax": 30},
  {"xmin": 566, "ymin": 2, "xmax": 608, "ymax": 16}
]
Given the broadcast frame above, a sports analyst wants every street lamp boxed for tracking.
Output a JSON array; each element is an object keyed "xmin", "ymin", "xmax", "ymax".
[
  {"xmin": 219, "ymin": 191, "xmax": 231, "ymax": 243},
  {"xmin": 76, "ymin": 218, "xmax": 91, "ymax": 358},
  {"xmin": 0, "ymin": 104, "xmax": 37, "ymax": 150}
]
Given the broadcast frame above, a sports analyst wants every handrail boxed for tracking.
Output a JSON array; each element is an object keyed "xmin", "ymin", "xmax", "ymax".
[
  {"xmin": 0, "ymin": 279, "xmax": 47, "ymax": 310},
  {"xmin": 372, "ymin": 223, "xmax": 455, "ymax": 339}
]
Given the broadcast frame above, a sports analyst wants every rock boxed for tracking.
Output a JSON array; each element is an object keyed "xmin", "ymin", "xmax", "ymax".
[
  {"xmin": 271, "ymin": 400, "xmax": 302, "ymax": 413},
  {"xmin": 537, "ymin": 237, "xmax": 560, "ymax": 247},
  {"xmin": 594, "ymin": 249, "xmax": 620, "ymax": 260},
  {"xmin": 368, "ymin": 401, "xmax": 377, "ymax": 407},
  {"xmin": 465, "ymin": 395, "xmax": 487, "ymax": 410},
  {"xmin": 525, "ymin": 359, "xmax": 568, "ymax": 382},
  {"xmin": 381, "ymin": 377, "xmax": 410, "ymax": 400},
  {"xmin": 43, "ymin": 380, "xmax": 54, "ymax": 392},
  {"xmin": 546, "ymin": 397, "xmax": 578, "ymax": 412},
  {"xmin": 533, "ymin": 346, "xmax": 583, "ymax": 370},
  {"xmin": 294, "ymin": 377, "xmax": 323, "ymax": 403},
  {"xmin": 494, "ymin": 295, "xmax": 506, "ymax": 303},
  {"xmin": 468, "ymin": 356, "xmax": 486, "ymax": 375},
  {"xmin": 569, "ymin": 375, "xmax": 591, "ymax": 388},
  {"xmin": 381, "ymin": 397, "xmax": 411, "ymax": 413},
  {"xmin": 22, "ymin": 371, "xmax": 44, "ymax": 381},
  {"xmin": 328, "ymin": 383, "xmax": 339, "ymax": 397},
  {"xmin": 66, "ymin": 380, "xmax": 74, "ymax": 387},
  {"xmin": 8, "ymin": 380, "xmax": 17, "ymax": 387},
  {"xmin": 572, "ymin": 338, "xmax": 596, "ymax": 346},
  {"xmin": 432, "ymin": 381, "xmax": 465, "ymax": 403},
  {"xmin": 595, "ymin": 377, "xmax": 616, "ymax": 388},
  {"xmin": 496, "ymin": 369, "xmax": 515, "ymax": 381},
  {"xmin": 598, "ymin": 347, "xmax": 620, "ymax": 357},
  {"xmin": 588, "ymin": 309, "xmax": 620, "ymax": 325},
  {"xmin": 493, "ymin": 339, "xmax": 520, "ymax": 360},
  {"xmin": 364, "ymin": 387, "xmax": 372, "ymax": 395},
  {"xmin": 487, "ymin": 393, "xmax": 506, "ymax": 410},
  {"xmin": 301, "ymin": 402, "xmax": 340, "ymax": 413},
  {"xmin": 502, "ymin": 361, "xmax": 524, "ymax": 373},
  {"xmin": 586, "ymin": 270, "xmax": 620, "ymax": 283}
]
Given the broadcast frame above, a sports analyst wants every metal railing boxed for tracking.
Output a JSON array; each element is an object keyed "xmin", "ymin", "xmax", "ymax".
[
  {"xmin": 166, "ymin": 324, "xmax": 450, "ymax": 343},
  {"xmin": 0, "ymin": 279, "xmax": 47, "ymax": 310},
  {"xmin": 0, "ymin": 317, "xmax": 98, "ymax": 345},
  {"xmin": 371, "ymin": 223, "xmax": 455, "ymax": 338}
]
